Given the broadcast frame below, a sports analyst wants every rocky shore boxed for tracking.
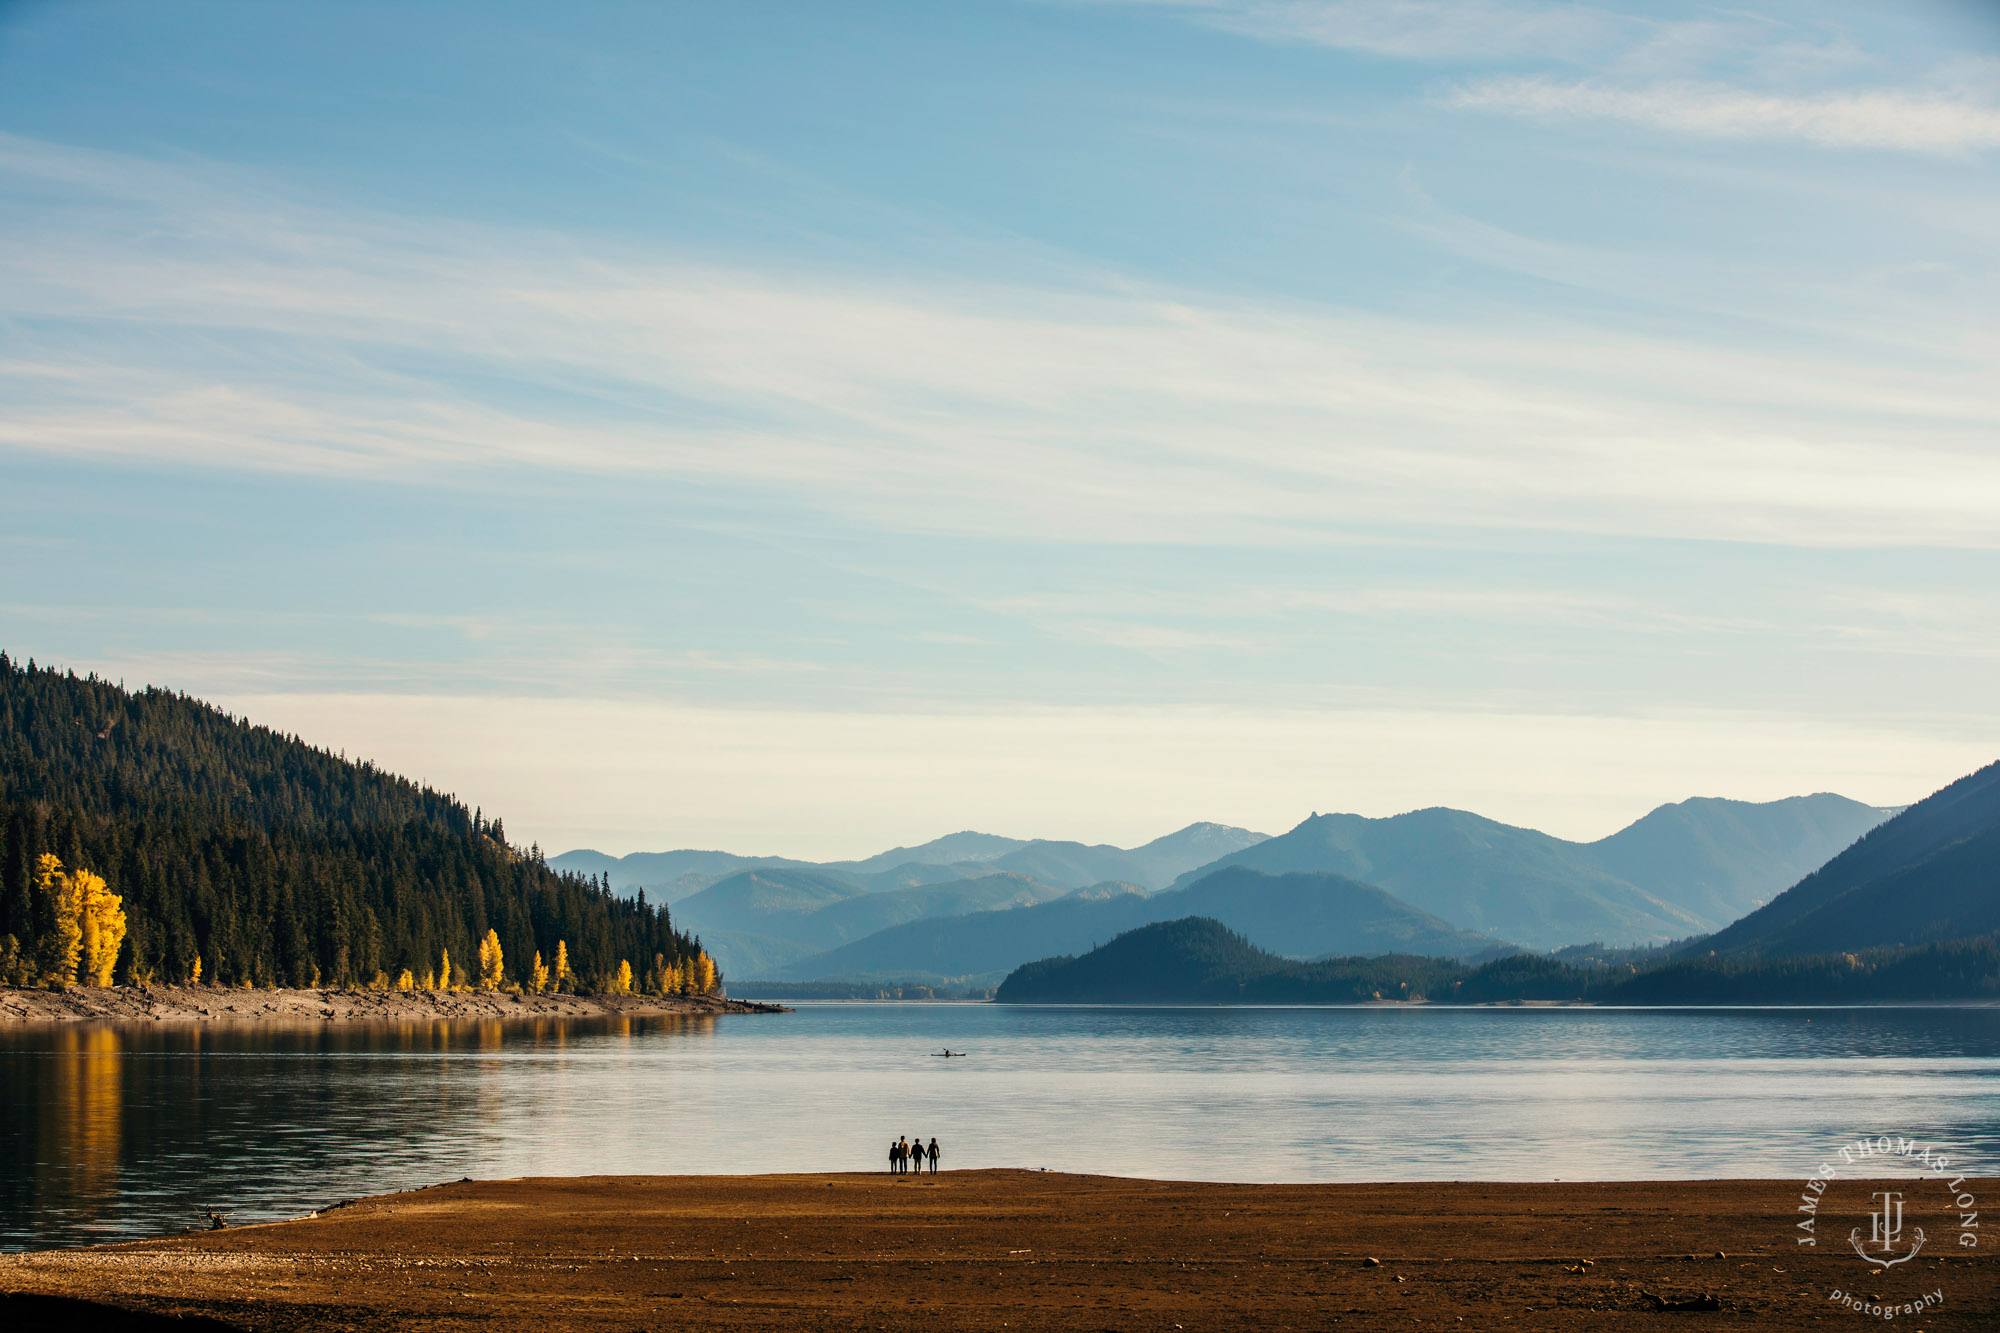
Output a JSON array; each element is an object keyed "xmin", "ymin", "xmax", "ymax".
[{"xmin": 0, "ymin": 983, "xmax": 786, "ymax": 1024}]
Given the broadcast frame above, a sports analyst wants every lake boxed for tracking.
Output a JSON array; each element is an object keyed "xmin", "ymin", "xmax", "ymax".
[{"xmin": 6, "ymin": 1002, "xmax": 2000, "ymax": 1252}]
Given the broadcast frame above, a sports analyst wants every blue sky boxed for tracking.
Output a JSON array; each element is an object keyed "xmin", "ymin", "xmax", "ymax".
[{"xmin": 3, "ymin": 1, "xmax": 1998, "ymax": 856}]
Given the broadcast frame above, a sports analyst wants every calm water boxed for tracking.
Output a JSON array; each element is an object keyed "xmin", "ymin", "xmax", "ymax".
[{"xmin": 5, "ymin": 1003, "xmax": 2000, "ymax": 1251}]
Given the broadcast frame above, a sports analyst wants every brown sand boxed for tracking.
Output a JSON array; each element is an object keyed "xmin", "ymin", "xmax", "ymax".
[
  {"xmin": 3, "ymin": 1172, "xmax": 1992, "ymax": 1331},
  {"xmin": 0, "ymin": 984, "xmax": 783, "ymax": 1024}
]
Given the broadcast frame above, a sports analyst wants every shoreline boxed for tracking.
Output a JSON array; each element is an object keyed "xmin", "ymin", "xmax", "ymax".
[
  {"xmin": 2, "ymin": 1171, "xmax": 1992, "ymax": 1330},
  {"xmin": 0, "ymin": 983, "xmax": 787, "ymax": 1024}
]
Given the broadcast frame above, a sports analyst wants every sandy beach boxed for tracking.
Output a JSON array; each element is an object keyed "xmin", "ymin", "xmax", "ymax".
[
  {"xmin": 0, "ymin": 984, "xmax": 784, "ymax": 1024},
  {"xmin": 3, "ymin": 1171, "xmax": 1992, "ymax": 1331}
]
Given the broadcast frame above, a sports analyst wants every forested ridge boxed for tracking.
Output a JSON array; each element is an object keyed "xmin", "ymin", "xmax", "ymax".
[
  {"xmin": 996, "ymin": 916, "xmax": 2000, "ymax": 1004},
  {"xmin": 0, "ymin": 654, "xmax": 711, "ymax": 993}
]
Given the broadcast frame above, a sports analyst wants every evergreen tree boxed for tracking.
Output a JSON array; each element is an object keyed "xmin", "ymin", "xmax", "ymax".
[{"xmin": 0, "ymin": 656, "xmax": 708, "ymax": 994}]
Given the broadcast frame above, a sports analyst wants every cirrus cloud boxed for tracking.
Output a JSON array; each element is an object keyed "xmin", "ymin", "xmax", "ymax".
[{"xmin": 1447, "ymin": 75, "xmax": 2000, "ymax": 152}]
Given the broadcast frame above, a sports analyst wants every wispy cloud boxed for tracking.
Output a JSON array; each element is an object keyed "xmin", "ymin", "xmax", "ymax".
[
  {"xmin": 3, "ymin": 133, "xmax": 1999, "ymax": 550},
  {"xmin": 1158, "ymin": 0, "xmax": 1635, "ymax": 64},
  {"xmin": 1447, "ymin": 76, "xmax": 2000, "ymax": 151}
]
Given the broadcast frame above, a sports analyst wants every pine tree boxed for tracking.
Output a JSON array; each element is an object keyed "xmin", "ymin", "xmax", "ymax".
[{"xmin": 0, "ymin": 660, "xmax": 704, "ymax": 996}]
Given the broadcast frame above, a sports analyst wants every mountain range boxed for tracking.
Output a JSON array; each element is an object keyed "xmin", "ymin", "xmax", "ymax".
[
  {"xmin": 1001, "ymin": 761, "xmax": 2000, "ymax": 1006},
  {"xmin": 764, "ymin": 866, "xmax": 1505, "ymax": 987},
  {"xmin": 1698, "ymin": 761, "xmax": 2000, "ymax": 958},
  {"xmin": 553, "ymin": 822, "xmax": 1270, "ymax": 901},
  {"xmin": 560, "ymin": 793, "xmax": 1893, "ymax": 984},
  {"xmin": 1164, "ymin": 794, "xmax": 1892, "ymax": 950}
]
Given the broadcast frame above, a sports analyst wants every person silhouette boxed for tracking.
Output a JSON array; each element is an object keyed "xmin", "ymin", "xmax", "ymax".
[
  {"xmin": 897, "ymin": 1136, "xmax": 910, "ymax": 1176},
  {"xmin": 888, "ymin": 1139, "xmax": 901, "ymax": 1176},
  {"xmin": 927, "ymin": 1137, "xmax": 940, "ymax": 1175}
]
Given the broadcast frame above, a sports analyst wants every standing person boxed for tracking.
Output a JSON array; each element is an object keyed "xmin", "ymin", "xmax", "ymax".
[
  {"xmin": 897, "ymin": 1136, "xmax": 910, "ymax": 1176},
  {"xmin": 888, "ymin": 1139, "xmax": 901, "ymax": 1176},
  {"xmin": 927, "ymin": 1137, "xmax": 940, "ymax": 1175}
]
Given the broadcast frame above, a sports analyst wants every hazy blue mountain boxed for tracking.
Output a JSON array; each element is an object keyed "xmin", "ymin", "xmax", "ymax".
[
  {"xmin": 829, "ymin": 832, "xmax": 1027, "ymax": 875},
  {"xmin": 1120, "ymin": 821, "xmax": 1272, "ymax": 885},
  {"xmin": 669, "ymin": 868, "xmax": 868, "ymax": 940},
  {"xmin": 772, "ymin": 866, "xmax": 1504, "ymax": 985},
  {"xmin": 553, "ymin": 821, "xmax": 1264, "ymax": 899},
  {"xmin": 1585, "ymin": 793, "xmax": 1894, "ymax": 926},
  {"xmin": 1699, "ymin": 761, "xmax": 2000, "ymax": 957},
  {"xmin": 1171, "ymin": 866, "xmax": 1502, "ymax": 960},
  {"xmin": 1169, "ymin": 796, "xmax": 1893, "ymax": 948},
  {"xmin": 772, "ymin": 892, "xmax": 1157, "ymax": 986},
  {"xmin": 1169, "ymin": 808, "xmax": 1700, "ymax": 947},
  {"xmin": 686, "ymin": 929, "xmax": 823, "ymax": 982},
  {"xmin": 806, "ymin": 873, "xmax": 1072, "ymax": 944},
  {"xmin": 850, "ymin": 860, "xmax": 999, "ymax": 893},
  {"xmin": 988, "ymin": 822, "xmax": 1269, "ymax": 892},
  {"xmin": 548, "ymin": 848, "xmax": 814, "ymax": 894},
  {"xmin": 673, "ymin": 869, "xmax": 1074, "ymax": 979}
]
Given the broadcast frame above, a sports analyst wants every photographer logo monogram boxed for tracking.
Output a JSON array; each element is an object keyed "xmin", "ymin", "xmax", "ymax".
[{"xmin": 1797, "ymin": 1135, "xmax": 1978, "ymax": 1321}]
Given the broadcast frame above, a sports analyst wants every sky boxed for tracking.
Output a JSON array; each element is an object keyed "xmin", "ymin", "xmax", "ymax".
[{"xmin": 3, "ymin": 0, "xmax": 1998, "ymax": 858}]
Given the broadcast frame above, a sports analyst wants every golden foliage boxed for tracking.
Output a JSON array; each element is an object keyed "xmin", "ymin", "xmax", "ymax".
[
  {"xmin": 477, "ymin": 928, "xmax": 504, "ymax": 991},
  {"xmin": 75, "ymin": 867, "xmax": 126, "ymax": 987},
  {"xmin": 530, "ymin": 951, "xmax": 549, "ymax": 994},
  {"xmin": 611, "ymin": 959, "xmax": 633, "ymax": 994},
  {"xmin": 33, "ymin": 854, "xmax": 126, "ymax": 988},
  {"xmin": 189, "ymin": 955, "xmax": 203, "ymax": 986},
  {"xmin": 439, "ymin": 948, "xmax": 453, "ymax": 990},
  {"xmin": 395, "ymin": 968, "xmax": 415, "ymax": 992},
  {"xmin": 553, "ymin": 940, "xmax": 570, "ymax": 993},
  {"xmin": 695, "ymin": 950, "xmax": 718, "ymax": 995},
  {"xmin": 34, "ymin": 854, "xmax": 83, "ymax": 988}
]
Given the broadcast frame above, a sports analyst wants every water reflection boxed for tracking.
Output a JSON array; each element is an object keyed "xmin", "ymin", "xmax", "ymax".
[
  {"xmin": 4, "ymin": 1005, "xmax": 1999, "ymax": 1252},
  {"xmin": 37, "ymin": 1028, "xmax": 122, "ymax": 1219}
]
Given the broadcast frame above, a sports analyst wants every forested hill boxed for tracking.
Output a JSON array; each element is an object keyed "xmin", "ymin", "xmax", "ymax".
[{"xmin": 0, "ymin": 654, "xmax": 706, "ymax": 992}]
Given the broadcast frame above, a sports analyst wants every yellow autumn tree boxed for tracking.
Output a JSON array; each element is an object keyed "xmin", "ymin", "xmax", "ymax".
[
  {"xmin": 477, "ymin": 929, "xmax": 504, "ymax": 991},
  {"xmin": 664, "ymin": 958, "xmax": 684, "ymax": 994},
  {"xmin": 32, "ymin": 854, "xmax": 122, "ymax": 989},
  {"xmin": 395, "ymin": 968, "xmax": 415, "ymax": 992},
  {"xmin": 530, "ymin": 951, "xmax": 550, "ymax": 994},
  {"xmin": 611, "ymin": 959, "xmax": 633, "ymax": 994},
  {"xmin": 553, "ymin": 940, "xmax": 570, "ymax": 993},
  {"xmin": 33, "ymin": 854, "xmax": 83, "ymax": 988},
  {"xmin": 189, "ymin": 955, "xmax": 203, "ymax": 986},
  {"xmin": 694, "ymin": 951, "xmax": 718, "ymax": 994},
  {"xmin": 439, "ymin": 948, "xmax": 453, "ymax": 991},
  {"xmin": 75, "ymin": 866, "xmax": 127, "ymax": 987}
]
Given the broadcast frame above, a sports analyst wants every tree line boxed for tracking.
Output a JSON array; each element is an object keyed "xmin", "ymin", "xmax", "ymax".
[
  {"xmin": 0, "ymin": 654, "xmax": 716, "ymax": 995},
  {"xmin": 995, "ymin": 915, "xmax": 2000, "ymax": 1004}
]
